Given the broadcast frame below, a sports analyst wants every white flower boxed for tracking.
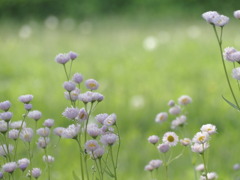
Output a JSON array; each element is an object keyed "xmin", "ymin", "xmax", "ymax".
[
  {"xmin": 20, "ymin": 128, "xmax": 34, "ymax": 142},
  {"xmin": 169, "ymin": 106, "xmax": 181, "ymax": 115},
  {"xmin": 200, "ymin": 124, "xmax": 217, "ymax": 135},
  {"xmin": 144, "ymin": 164, "xmax": 154, "ymax": 171},
  {"xmin": 171, "ymin": 115, "xmax": 187, "ymax": 129},
  {"xmin": 103, "ymin": 113, "xmax": 117, "ymax": 126},
  {"xmin": 8, "ymin": 129, "xmax": 19, "ymax": 140},
  {"xmin": 85, "ymin": 140, "xmax": 99, "ymax": 152},
  {"xmin": 91, "ymin": 147, "xmax": 105, "ymax": 159},
  {"xmin": 76, "ymin": 108, "xmax": 88, "ymax": 122},
  {"xmin": 0, "ymin": 144, "xmax": 14, "ymax": 156},
  {"xmin": 200, "ymin": 172, "xmax": 218, "ymax": 180},
  {"xmin": 53, "ymin": 127, "xmax": 65, "ymax": 137},
  {"xmin": 28, "ymin": 110, "xmax": 42, "ymax": 121},
  {"xmin": 0, "ymin": 120, "xmax": 7, "ymax": 133},
  {"xmin": 155, "ymin": 112, "xmax": 168, "ymax": 123},
  {"xmin": 162, "ymin": 132, "xmax": 179, "ymax": 147},
  {"xmin": 178, "ymin": 95, "xmax": 192, "ymax": 105},
  {"xmin": 85, "ymin": 79, "xmax": 99, "ymax": 90},
  {"xmin": 148, "ymin": 135, "xmax": 159, "ymax": 145},
  {"xmin": 18, "ymin": 158, "xmax": 30, "ymax": 171},
  {"xmin": 202, "ymin": 11, "xmax": 220, "ymax": 24},
  {"xmin": 2, "ymin": 162, "xmax": 17, "ymax": 173},
  {"xmin": 100, "ymin": 133, "xmax": 118, "ymax": 146},
  {"xmin": 87, "ymin": 125, "xmax": 102, "ymax": 138},
  {"xmin": 234, "ymin": 10, "xmax": 240, "ymax": 19},
  {"xmin": 31, "ymin": 168, "xmax": 41, "ymax": 178},
  {"xmin": 195, "ymin": 163, "xmax": 205, "ymax": 171},
  {"xmin": 223, "ymin": 47, "xmax": 238, "ymax": 62},
  {"xmin": 43, "ymin": 119, "xmax": 55, "ymax": 128},
  {"xmin": 213, "ymin": 15, "xmax": 229, "ymax": 27},
  {"xmin": 149, "ymin": 159, "xmax": 163, "ymax": 169},
  {"xmin": 95, "ymin": 113, "xmax": 108, "ymax": 124},
  {"xmin": 232, "ymin": 67, "xmax": 240, "ymax": 80},
  {"xmin": 61, "ymin": 124, "xmax": 80, "ymax": 139},
  {"xmin": 37, "ymin": 127, "xmax": 50, "ymax": 137},
  {"xmin": 43, "ymin": 155, "xmax": 55, "ymax": 163},
  {"xmin": 192, "ymin": 132, "xmax": 209, "ymax": 144},
  {"xmin": 37, "ymin": 137, "xmax": 50, "ymax": 149},
  {"xmin": 10, "ymin": 121, "xmax": 26, "ymax": 129},
  {"xmin": 191, "ymin": 143, "xmax": 209, "ymax": 154},
  {"xmin": 180, "ymin": 138, "xmax": 191, "ymax": 146},
  {"xmin": 62, "ymin": 107, "xmax": 79, "ymax": 120}
]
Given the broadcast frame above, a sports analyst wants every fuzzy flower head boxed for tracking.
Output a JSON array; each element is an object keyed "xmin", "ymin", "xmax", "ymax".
[
  {"xmin": 223, "ymin": 47, "xmax": 238, "ymax": 61},
  {"xmin": 178, "ymin": 95, "xmax": 192, "ymax": 105},
  {"xmin": 0, "ymin": 100, "xmax": 11, "ymax": 111},
  {"xmin": 149, "ymin": 159, "xmax": 163, "ymax": 169},
  {"xmin": 155, "ymin": 112, "xmax": 168, "ymax": 123},
  {"xmin": 87, "ymin": 125, "xmax": 102, "ymax": 138},
  {"xmin": 103, "ymin": 113, "xmax": 117, "ymax": 126},
  {"xmin": 100, "ymin": 133, "xmax": 118, "ymax": 146},
  {"xmin": 55, "ymin": 53, "xmax": 70, "ymax": 64},
  {"xmin": 20, "ymin": 128, "xmax": 34, "ymax": 142},
  {"xmin": 171, "ymin": 115, "xmax": 187, "ymax": 129},
  {"xmin": 28, "ymin": 110, "xmax": 42, "ymax": 121},
  {"xmin": 0, "ymin": 120, "xmax": 8, "ymax": 133},
  {"xmin": 63, "ymin": 81, "xmax": 76, "ymax": 92},
  {"xmin": 92, "ymin": 92, "xmax": 104, "ymax": 102},
  {"xmin": 0, "ymin": 144, "xmax": 14, "ymax": 157},
  {"xmin": 31, "ymin": 168, "xmax": 42, "ymax": 179},
  {"xmin": 180, "ymin": 138, "xmax": 191, "ymax": 146},
  {"xmin": 157, "ymin": 143, "xmax": 170, "ymax": 153},
  {"xmin": 169, "ymin": 105, "xmax": 181, "ymax": 115},
  {"xmin": 200, "ymin": 172, "xmax": 218, "ymax": 180},
  {"xmin": 234, "ymin": 10, "xmax": 240, "ymax": 19},
  {"xmin": 95, "ymin": 113, "xmax": 108, "ymax": 124},
  {"xmin": 85, "ymin": 140, "xmax": 100, "ymax": 152},
  {"xmin": 232, "ymin": 67, "xmax": 240, "ymax": 80},
  {"xmin": 18, "ymin": 94, "xmax": 34, "ymax": 104},
  {"xmin": 78, "ymin": 91, "xmax": 94, "ymax": 103},
  {"xmin": 43, "ymin": 119, "xmax": 55, "ymax": 128},
  {"xmin": 24, "ymin": 104, "xmax": 32, "ymax": 111},
  {"xmin": 53, "ymin": 127, "xmax": 65, "ymax": 137},
  {"xmin": 61, "ymin": 124, "xmax": 80, "ymax": 139},
  {"xmin": 8, "ymin": 129, "xmax": 19, "ymax": 140},
  {"xmin": 72, "ymin": 73, "xmax": 83, "ymax": 84},
  {"xmin": 62, "ymin": 107, "xmax": 79, "ymax": 120},
  {"xmin": 90, "ymin": 147, "xmax": 105, "ymax": 159},
  {"xmin": 43, "ymin": 155, "xmax": 55, "ymax": 163},
  {"xmin": 162, "ymin": 132, "xmax": 179, "ymax": 147},
  {"xmin": 192, "ymin": 131, "xmax": 209, "ymax": 144},
  {"xmin": 202, "ymin": 11, "xmax": 220, "ymax": 24},
  {"xmin": 233, "ymin": 163, "xmax": 240, "ymax": 171},
  {"xmin": 68, "ymin": 51, "xmax": 78, "ymax": 60},
  {"xmin": 76, "ymin": 108, "xmax": 88, "ymax": 122},
  {"xmin": 2, "ymin": 162, "xmax": 17, "ymax": 173},
  {"xmin": 148, "ymin": 135, "xmax": 159, "ymax": 145},
  {"xmin": 37, "ymin": 127, "xmax": 50, "ymax": 137},
  {"xmin": 200, "ymin": 124, "xmax": 217, "ymax": 135},
  {"xmin": 167, "ymin": 100, "xmax": 175, "ymax": 107},
  {"xmin": 85, "ymin": 79, "xmax": 99, "ymax": 90},
  {"xmin": 191, "ymin": 143, "xmax": 209, "ymax": 154},
  {"xmin": 0, "ymin": 112, "xmax": 13, "ymax": 121},
  {"xmin": 18, "ymin": 158, "xmax": 30, "ymax": 171},
  {"xmin": 64, "ymin": 88, "xmax": 80, "ymax": 101},
  {"xmin": 10, "ymin": 121, "xmax": 26, "ymax": 129},
  {"xmin": 37, "ymin": 137, "xmax": 50, "ymax": 149},
  {"xmin": 144, "ymin": 164, "xmax": 154, "ymax": 171},
  {"xmin": 195, "ymin": 163, "xmax": 205, "ymax": 172},
  {"xmin": 213, "ymin": 15, "xmax": 229, "ymax": 26}
]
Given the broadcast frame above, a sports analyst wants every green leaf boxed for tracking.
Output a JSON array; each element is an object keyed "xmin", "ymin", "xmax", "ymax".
[
  {"xmin": 72, "ymin": 171, "xmax": 81, "ymax": 180},
  {"xmin": 222, "ymin": 95, "xmax": 240, "ymax": 111}
]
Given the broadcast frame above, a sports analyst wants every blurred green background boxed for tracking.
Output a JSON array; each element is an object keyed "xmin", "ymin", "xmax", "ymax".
[{"xmin": 1, "ymin": 0, "xmax": 240, "ymax": 179}]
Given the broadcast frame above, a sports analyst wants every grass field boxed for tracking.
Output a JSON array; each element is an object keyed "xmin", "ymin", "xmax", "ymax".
[{"xmin": 1, "ymin": 15, "xmax": 240, "ymax": 179}]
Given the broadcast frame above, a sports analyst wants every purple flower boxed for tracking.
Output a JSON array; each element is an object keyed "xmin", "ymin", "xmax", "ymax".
[
  {"xmin": 72, "ymin": 73, "xmax": 83, "ymax": 84},
  {"xmin": 100, "ymin": 133, "xmax": 118, "ymax": 146},
  {"xmin": 62, "ymin": 107, "xmax": 79, "ymax": 120},
  {"xmin": 0, "ymin": 100, "xmax": 11, "ymax": 111},
  {"xmin": 68, "ymin": 51, "xmax": 78, "ymax": 60},
  {"xmin": 95, "ymin": 113, "xmax": 108, "ymax": 124},
  {"xmin": 43, "ymin": 119, "xmax": 55, "ymax": 128},
  {"xmin": 55, "ymin": 53, "xmax": 70, "ymax": 64},
  {"xmin": 24, "ymin": 104, "xmax": 32, "ymax": 111},
  {"xmin": 63, "ymin": 81, "xmax": 76, "ymax": 92},
  {"xmin": 85, "ymin": 79, "xmax": 99, "ymax": 90},
  {"xmin": 18, "ymin": 94, "xmax": 34, "ymax": 104},
  {"xmin": 2, "ymin": 162, "xmax": 17, "ymax": 173},
  {"xmin": 28, "ymin": 110, "xmax": 42, "ymax": 121},
  {"xmin": 0, "ymin": 112, "xmax": 13, "ymax": 121}
]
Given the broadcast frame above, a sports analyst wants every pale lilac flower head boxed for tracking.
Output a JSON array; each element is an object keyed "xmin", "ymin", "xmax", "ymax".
[
  {"xmin": 169, "ymin": 106, "xmax": 181, "ymax": 115},
  {"xmin": 61, "ymin": 124, "xmax": 80, "ymax": 139},
  {"xmin": 85, "ymin": 140, "xmax": 100, "ymax": 152},
  {"xmin": 195, "ymin": 163, "xmax": 205, "ymax": 171},
  {"xmin": 213, "ymin": 15, "xmax": 229, "ymax": 26},
  {"xmin": 157, "ymin": 143, "xmax": 170, "ymax": 153},
  {"xmin": 103, "ymin": 113, "xmax": 117, "ymax": 126},
  {"xmin": 234, "ymin": 10, "xmax": 240, "ymax": 19},
  {"xmin": 78, "ymin": 91, "xmax": 94, "ymax": 103},
  {"xmin": 43, "ymin": 155, "xmax": 55, "ymax": 163},
  {"xmin": 31, "ymin": 168, "xmax": 42, "ymax": 178},
  {"xmin": 0, "ymin": 144, "xmax": 14, "ymax": 156},
  {"xmin": 28, "ymin": 110, "xmax": 42, "ymax": 121},
  {"xmin": 200, "ymin": 172, "xmax": 218, "ymax": 180},
  {"xmin": 72, "ymin": 73, "xmax": 83, "ymax": 84},
  {"xmin": 24, "ymin": 104, "xmax": 33, "ymax": 111},
  {"xmin": 144, "ymin": 164, "xmax": 154, "ymax": 171},
  {"xmin": 37, "ymin": 127, "xmax": 50, "ymax": 137},
  {"xmin": 148, "ymin": 135, "xmax": 159, "ymax": 145},
  {"xmin": 171, "ymin": 115, "xmax": 187, "ymax": 129},
  {"xmin": 162, "ymin": 132, "xmax": 179, "ymax": 147},
  {"xmin": 64, "ymin": 88, "xmax": 80, "ymax": 101},
  {"xmin": 10, "ymin": 121, "xmax": 26, "ymax": 129},
  {"xmin": 232, "ymin": 67, "xmax": 240, "ymax": 80},
  {"xmin": 63, "ymin": 81, "xmax": 76, "ymax": 92},
  {"xmin": 200, "ymin": 124, "xmax": 217, "ymax": 135},
  {"xmin": 37, "ymin": 137, "xmax": 50, "ymax": 149},
  {"xmin": 20, "ymin": 128, "xmax": 34, "ymax": 142},
  {"xmin": 95, "ymin": 113, "xmax": 108, "ymax": 124},
  {"xmin": 18, "ymin": 94, "xmax": 33, "ymax": 104},
  {"xmin": 180, "ymin": 138, "xmax": 191, "ymax": 146},
  {"xmin": 2, "ymin": 162, "xmax": 17, "ymax": 173},
  {"xmin": 87, "ymin": 125, "xmax": 102, "ymax": 138},
  {"xmin": 55, "ymin": 53, "xmax": 70, "ymax": 64},
  {"xmin": 167, "ymin": 100, "xmax": 175, "ymax": 107},
  {"xmin": 178, "ymin": 95, "xmax": 192, "ymax": 105},
  {"xmin": 192, "ymin": 131, "xmax": 209, "ymax": 144},
  {"xmin": 223, "ymin": 47, "xmax": 238, "ymax": 62},
  {"xmin": 191, "ymin": 143, "xmax": 209, "ymax": 154},
  {"xmin": 68, "ymin": 51, "xmax": 78, "ymax": 60},
  {"xmin": 76, "ymin": 108, "xmax": 88, "ymax": 122},
  {"xmin": 100, "ymin": 133, "xmax": 118, "ymax": 146},
  {"xmin": 0, "ymin": 112, "xmax": 13, "ymax": 121},
  {"xmin": 91, "ymin": 146, "xmax": 105, "ymax": 159},
  {"xmin": 202, "ymin": 11, "xmax": 220, "ymax": 24},
  {"xmin": 92, "ymin": 92, "xmax": 104, "ymax": 102},
  {"xmin": 155, "ymin": 112, "xmax": 168, "ymax": 123},
  {"xmin": 85, "ymin": 79, "xmax": 99, "ymax": 90},
  {"xmin": 53, "ymin": 127, "xmax": 65, "ymax": 137},
  {"xmin": 8, "ymin": 129, "xmax": 19, "ymax": 140},
  {"xmin": 62, "ymin": 107, "xmax": 79, "ymax": 120},
  {"xmin": 43, "ymin": 119, "xmax": 55, "ymax": 128},
  {"xmin": 18, "ymin": 158, "xmax": 30, "ymax": 171},
  {"xmin": 149, "ymin": 159, "xmax": 163, "ymax": 169},
  {"xmin": 0, "ymin": 100, "xmax": 11, "ymax": 111},
  {"xmin": 0, "ymin": 120, "xmax": 8, "ymax": 133},
  {"xmin": 233, "ymin": 163, "xmax": 240, "ymax": 170}
]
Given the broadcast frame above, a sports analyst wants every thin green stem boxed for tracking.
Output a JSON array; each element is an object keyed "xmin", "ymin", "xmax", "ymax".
[
  {"xmin": 115, "ymin": 124, "xmax": 121, "ymax": 168},
  {"xmin": 44, "ymin": 148, "xmax": 51, "ymax": 180},
  {"xmin": 212, "ymin": 25, "xmax": 239, "ymax": 108},
  {"xmin": 28, "ymin": 142, "xmax": 32, "ymax": 180},
  {"xmin": 164, "ymin": 153, "xmax": 169, "ymax": 180},
  {"xmin": 63, "ymin": 64, "xmax": 69, "ymax": 81},
  {"xmin": 109, "ymin": 146, "xmax": 117, "ymax": 180},
  {"xmin": 201, "ymin": 152, "xmax": 209, "ymax": 180},
  {"xmin": 76, "ymin": 139, "xmax": 85, "ymax": 180},
  {"xmin": 69, "ymin": 60, "xmax": 73, "ymax": 79}
]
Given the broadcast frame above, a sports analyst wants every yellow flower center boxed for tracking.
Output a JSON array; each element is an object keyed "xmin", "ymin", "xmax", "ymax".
[
  {"xmin": 167, "ymin": 135, "xmax": 174, "ymax": 142},
  {"xmin": 88, "ymin": 143, "xmax": 96, "ymax": 148},
  {"xmin": 198, "ymin": 136, "xmax": 205, "ymax": 142},
  {"xmin": 88, "ymin": 83, "xmax": 96, "ymax": 88}
]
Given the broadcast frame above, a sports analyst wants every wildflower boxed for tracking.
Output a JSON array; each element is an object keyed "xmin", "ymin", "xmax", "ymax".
[
  {"xmin": 162, "ymin": 132, "xmax": 179, "ymax": 147},
  {"xmin": 43, "ymin": 119, "xmax": 55, "ymax": 128},
  {"xmin": 24, "ymin": 104, "xmax": 32, "ymax": 111},
  {"xmin": 148, "ymin": 135, "xmax": 159, "ymax": 145},
  {"xmin": 68, "ymin": 51, "xmax": 78, "ymax": 60},
  {"xmin": 213, "ymin": 15, "xmax": 229, "ymax": 26},
  {"xmin": 178, "ymin": 95, "xmax": 192, "ymax": 105},
  {"xmin": 55, "ymin": 53, "xmax": 70, "ymax": 64},
  {"xmin": 232, "ymin": 67, "xmax": 240, "ymax": 80},
  {"xmin": 200, "ymin": 172, "xmax": 218, "ymax": 180},
  {"xmin": 149, "ymin": 159, "xmax": 163, "ymax": 169},
  {"xmin": 64, "ymin": 88, "xmax": 80, "ymax": 101},
  {"xmin": 2, "ymin": 162, "xmax": 17, "ymax": 173},
  {"xmin": 233, "ymin": 163, "xmax": 240, "ymax": 170},
  {"xmin": 0, "ymin": 144, "xmax": 14, "ymax": 156},
  {"xmin": 37, "ymin": 137, "xmax": 50, "ymax": 149},
  {"xmin": 169, "ymin": 105, "xmax": 181, "ymax": 115},
  {"xmin": 171, "ymin": 115, "xmax": 187, "ymax": 129},
  {"xmin": 28, "ymin": 110, "xmax": 42, "ymax": 121},
  {"xmin": 18, "ymin": 158, "xmax": 30, "ymax": 171},
  {"xmin": 103, "ymin": 113, "xmax": 117, "ymax": 126},
  {"xmin": 78, "ymin": 91, "xmax": 94, "ymax": 103},
  {"xmin": 61, "ymin": 124, "xmax": 80, "ymax": 139},
  {"xmin": 85, "ymin": 140, "xmax": 100, "ymax": 152},
  {"xmin": 195, "ymin": 163, "xmax": 205, "ymax": 171},
  {"xmin": 157, "ymin": 143, "xmax": 170, "ymax": 153},
  {"xmin": 31, "ymin": 168, "xmax": 42, "ymax": 179},
  {"xmin": 72, "ymin": 73, "xmax": 83, "ymax": 84},
  {"xmin": 0, "ymin": 120, "xmax": 7, "ymax": 133},
  {"xmin": 234, "ymin": 10, "xmax": 240, "ymax": 19},
  {"xmin": 10, "ymin": 121, "xmax": 26, "ymax": 129},
  {"xmin": 62, "ymin": 107, "xmax": 79, "ymax": 120},
  {"xmin": 85, "ymin": 79, "xmax": 99, "ymax": 90},
  {"xmin": 43, "ymin": 155, "xmax": 55, "ymax": 163},
  {"xmin": 53, "ymin": 127, "xmax": 65, "ymax": 137},
  {"xmin": 100, "ymin": 133, "xmax": 118, "ymax": 146},
  {"xmin": 95, "ymin": 113, "xmax": 108, "ymax": 124},
  {"xmin": 18, "ymin": 94, "xmax": 34, "ymax": 104},
  {"xmin": 92, "ymin": 92, "xmax": 104, "ymax": 102},
  {"xmin": 223, "ymin": 47, "xmax": 239, "ymax": 62},
  {"xmin": 200, "ymin": 124, "xmax": 217, "ymax": 135},
  {"xmin": 202, "ymin": 11, "xmax": 220, "ymax": 24},
  {"xmin": 144, "ymin": 164, "xmax": 154, "ymax": 171},
  {"xmin": 167, "ymin": 100, "xmax": 175, "ymax": 107},
  {"xmin": 192, "ymin": 132, "xmax": 209, "ymax": 144},
  {"xmin": 0, "ymin": 112, "xmax": 13, "ymax": 121},
  {"xmin": 63, "ymin": 81, "xmax": 76, "ymax": 92},
  {"xmin": 8, "ymin": 129, "xmax": 19, "ymax": 140},
  {"xmin": 20, "ymin": 128, "xmax": 34, "ymax": 142},
  {"xmin": 76, "ymin": 108, "xmax": 88, "ymax": 122},
  {"xmin": 91, "ymin": 147, "xmax": 105, "ymax": 159},
  {"xmin": 155, "ymin": 112, "xmax": 168, "ymax": 123},
  {"xmin": 180, "ymin": 138, "xmax": 191, "ymax": 146},
  {"xmin": 0, "ymin": 100, "xmax": 11, "ymax": 111},
  {"xmin": 87, "ymin": 125, "xmax": 102, "ymax": 138},
  {"xmin": 37, "ymin": 127, "xmax": 50, "ymax": 137},
  {"xmin": 191, "ymin": 143, "xmax": 209, "ymax": 154}
]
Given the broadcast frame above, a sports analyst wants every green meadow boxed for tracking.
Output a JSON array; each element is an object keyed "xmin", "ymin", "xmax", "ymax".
[{"xmin": 1, "ymin": 15, "xmax": 240, "ymax": 179}]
